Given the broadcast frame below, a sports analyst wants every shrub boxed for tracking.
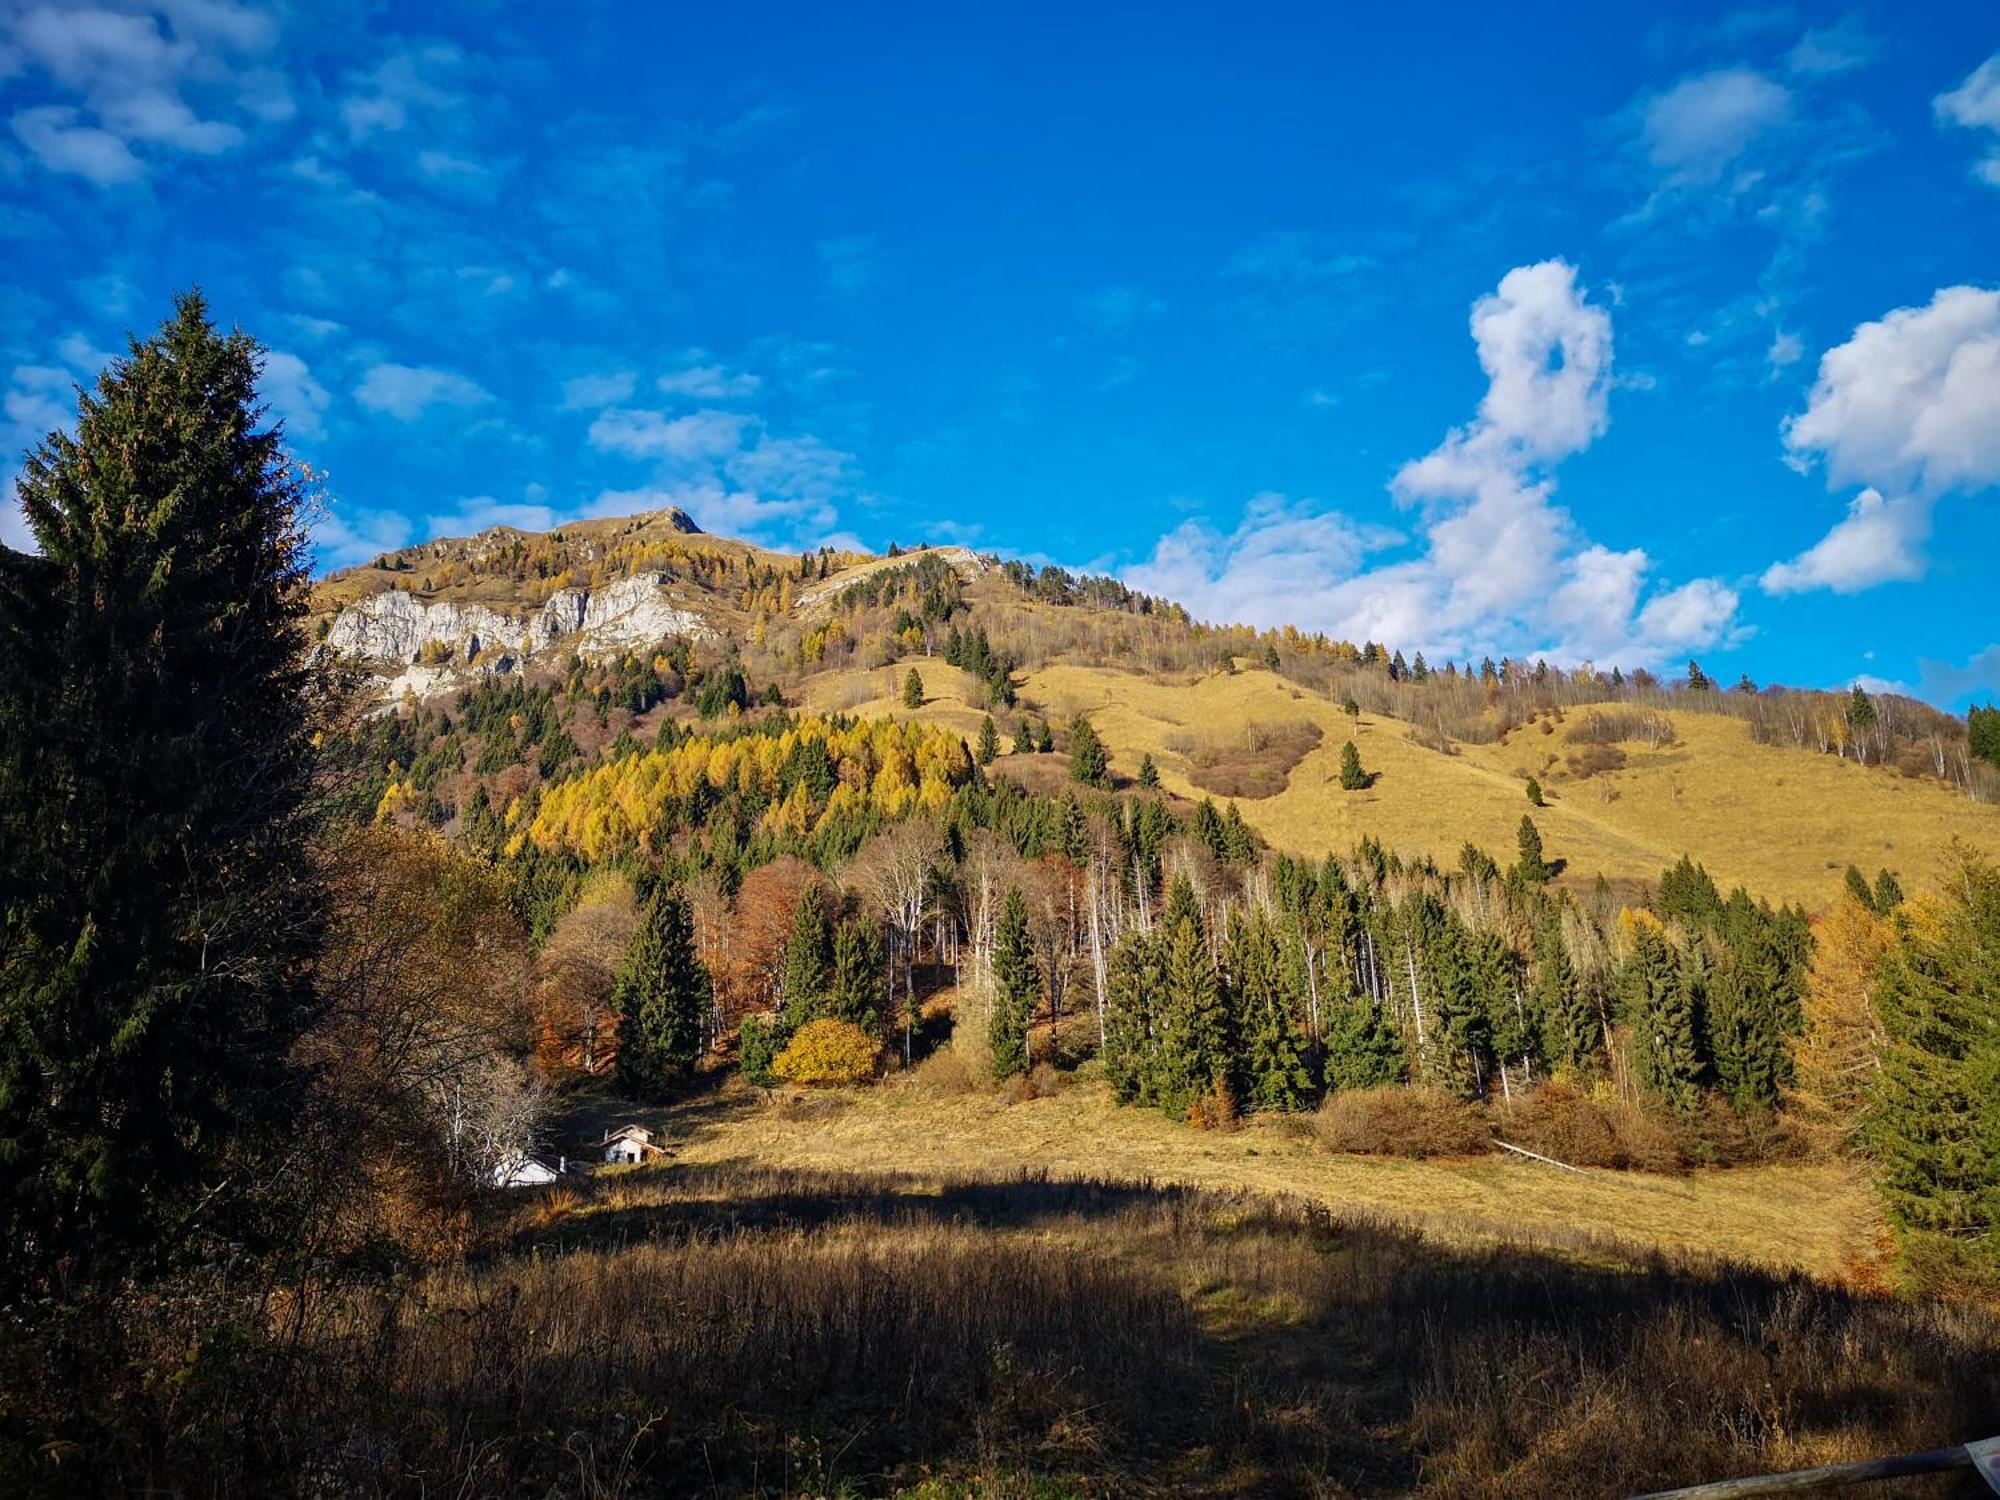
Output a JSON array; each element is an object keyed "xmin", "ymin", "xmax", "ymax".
[
  {"xmin": 906, "ymin": 1047, "xmax": 977, "ymax": 1096},
  {"xmin": 772, "ymin": 1018, "xmax": 880, "ymax": 1085},
  {"xmin": 737, "ymin": 1015, "xmax": 781, "ymax": 1087},
  {"xmin": 1315, "ymin": 1086, "xmax": 1491, "ymax": 1158},
  {"xmin": 1496, "ymin": 1084, "xmax": 1685, "ymax": 1173}
]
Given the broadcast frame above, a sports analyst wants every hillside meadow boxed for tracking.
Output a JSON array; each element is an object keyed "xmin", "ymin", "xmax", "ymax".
[{"xmin": 797, "ymin": 653, "xmax": 1998, "ymax": 909}]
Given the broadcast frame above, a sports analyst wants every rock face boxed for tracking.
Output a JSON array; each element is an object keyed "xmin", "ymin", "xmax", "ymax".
[{"xmin": 325, "ymin": 573, "xmax": 713, "ymax": 672}]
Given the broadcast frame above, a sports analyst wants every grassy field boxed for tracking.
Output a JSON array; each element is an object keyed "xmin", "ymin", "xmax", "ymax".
[
  {"xmin": 1015, "ymin": 661, "xmax": 2000, "ymax": 908},
  {"xmin": 642, "ymin": 1075, "xmax": 1880, "ymax": 1280}
]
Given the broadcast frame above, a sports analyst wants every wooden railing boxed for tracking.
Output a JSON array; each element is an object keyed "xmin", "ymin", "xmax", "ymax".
[{"xmin": 1632, "ymin": 1438, "xmax": 2000, "ymax": 1497}]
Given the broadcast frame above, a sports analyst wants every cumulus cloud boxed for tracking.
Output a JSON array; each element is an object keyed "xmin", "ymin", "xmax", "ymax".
[
  {"xmin": 313, "ymin": 501, "xmax": 413, "ymax": 569},
  {"xmin": 423, "ymin": 495, "xmax": 560, "ymax": 536},
  {"xmin": 355, "ymin": 361, "xmax": 492, "ymax": 421},
  {"xmin": 1936, "ymin": 55, "xmax": 2000, "ymax": 188},
  {"xmin": 340, "ymin": 42, "xmax": 462, "ymax": 140},
  {"xmin": 1127, "ymin": 260, "xmax": 1740, "ymax": 669},
  {"xmin": 2, "ymin": 2, "xmax": 275, "ymax": 184},
  {"xmin": 1764, "ymin": 285, "xmax": 2000, "ymax": 592},
  {"xmin": 587, "ymin": 407, "xmax": 749, "ymax": 463},
  {"xmin": 559, "ymin": 370, "xmax": 636, "ymax": 410},
  {"xmin": 258, "ymin": 349, "xmax": 329, "ymax": 442}
]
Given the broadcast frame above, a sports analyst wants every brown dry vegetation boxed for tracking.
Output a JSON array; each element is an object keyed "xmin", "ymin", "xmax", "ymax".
[{"xmin": 22, "ymin": 1162, "xmax": 1994, "ymax": 1497}]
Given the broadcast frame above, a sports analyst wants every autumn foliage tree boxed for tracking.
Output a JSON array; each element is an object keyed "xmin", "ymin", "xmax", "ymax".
[{"xmin": 1787, "ymin": 890, "xmax": 1891, "ymax": 1153}]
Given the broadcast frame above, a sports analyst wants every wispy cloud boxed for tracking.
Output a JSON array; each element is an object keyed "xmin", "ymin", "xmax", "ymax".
[
  {"xmin": 1936, "ymin": 55, "xmax": 2000, "ymax": 189},
  {"xmin": 355, "ymin": 361, "xmax": 493, "ymax": 421}
]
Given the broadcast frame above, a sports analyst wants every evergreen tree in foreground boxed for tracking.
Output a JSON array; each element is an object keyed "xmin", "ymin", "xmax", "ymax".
[
  {"xmin": 988, "ymin": 886, "xmax": 1037, "ymax": 1079},
  {"xmin": 779, "ymin": 883, "xmax": 834, "ymax": 1029},
  {"xmin": 1153, "ymin": 907, "xmax": 1232, "ymax": 1119},
  {"xmin": 616, "ymin": 889, "xmax": 712, "ymax": 1097},
  {"xmin": 827, "ymin": 915, "xmax": 884, "ymax": 1033},
  {"xmin": 0, "ymin": 294, "xmax": 324, "ymax": 1286},
  {"xmin": 1621, "ymin": 915, "xmax": 1703, "ymax": 1112},
  {"xmin": 1866, "ymin": 856, "xmax": 2000, "ymax": 1282}
]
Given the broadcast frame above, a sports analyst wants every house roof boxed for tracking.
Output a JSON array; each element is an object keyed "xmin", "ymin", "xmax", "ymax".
[{"xmin": 603, "ymin": 1124, "xmax": 654, "ymax": 1144}]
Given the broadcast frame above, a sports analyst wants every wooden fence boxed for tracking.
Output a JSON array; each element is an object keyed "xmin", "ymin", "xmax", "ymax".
[{"xmin": 1632, "ymin": 1438, "xmax": 2000, "ymax": 1498}]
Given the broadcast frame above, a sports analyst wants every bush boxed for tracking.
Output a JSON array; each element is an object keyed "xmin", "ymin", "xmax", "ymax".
[
  {"xmin": 1316, "ymin": 1086, "xmax": 1491, "ymax": 1159},
  {"xmin": 905, "ymin": 1047, "xmax": 977, "ymax": 1096},
  {"xmin": 1496, "ymin": 1084, "xmax": 1685, "ymax": 1173},
  {"xmin": 772, "ymin": 1018, "xmax": 879, "ymax": 1086}
]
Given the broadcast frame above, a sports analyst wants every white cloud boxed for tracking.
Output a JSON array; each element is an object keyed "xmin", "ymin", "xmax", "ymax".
[
  {"xmin": 1766, "ymin": 328, "xmax": 1803, "ymax": 372},
  {"xmin": 1128, "ymin": 260, "xmax": 1739, "ymax": 669},
  {"xmin": 355, "ymin": 361, "xmax": 492, "ymax": 421},
  {"xmin": 656, "ymin": 362, "xmax": 760, "ymax": 399},
  {"xmin": 1761, "ymin": 487, "xmax": 1929, "ymax": 594},
  {"xmin": 560, "ymin": 370, "xmax": 636, "ymax": 410},
  {"xmin": 313, "ymin": 501, "xmax": 413, "ymax": 569},
  {"xmin": 1785, "ymin": 17, "xmax": 1877, "ymax": 78},
  {"xmin": 1763, "ymin": 285, "xmax": 2000, "ymax": 594},
  {"xmin": 2, "ymin": 2, "xmax": 273, "ymax": 183},
  {"xmin": 424, "ymin": 496, "xmax": 559, "ymax": 537},
  {"xmin": 340, "ymin": 43, "xmax": 462, "ymax": 140},
  {"xmin": 258, "ymin": 349, "xmax": 329, "ymax": 442},
  {"xmin": 587, "ymin": 407, "xmax": 749, "ymax": 463},
  {"xmin": 1639, "ymin": 67, "xmax": 1792, "ymax": 186},
  {"xmin": 1936, "ymin": 55, "xmax": 2000, "ymax": 187}
]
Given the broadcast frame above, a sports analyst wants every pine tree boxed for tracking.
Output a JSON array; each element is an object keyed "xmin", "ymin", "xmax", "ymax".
[
  {"xmin": 1525, "ymin": 776, "xmax": 1545, "ymax": 806},
  {"xmin": 1515, "ymin": 815, "xmax": 1550, "ymax": 884},
  {"xmin": 1137, "ymin": 752, "xmax": 1160, "ymax": 789},
  {"xmin": 1013, "ymin": 717, "xmax": 1035, "ymax": 754},
  {"xmin": 1068, "ymin": 713, "xmax": 1110, "ymax": 788},
  {"xmin": 1970, "ymin": 705, "xmax": 2000, "ymax": 768},
  {"xmin": 902, "ymin": 667, "xmax": 924, "ymax": 709},
  {"xmin": 1866, "ymin": 857, "xmax": 2000, "ymax": 1278},
  {"xmin": 1621, "ymin": 916, "xmax": 1703, "ymax": 1112},
  {"xmin": 1321, "ymin": 995, "xmax": 1405, "ymax": 1089},
  {"xmin": 827, "ymin": 915, "xmax": 883, "ymax": 1033},
  {"xmin": 616, "ymin": 889, "xmax": 713, "ymax": 1097},
  {"xmin": 975, "ymin": 714, "xmax": 999, "ymax": 765},
  {"xmin": 1339, "ymin": 740, "xmax": 1369, "ymax": 791},
  {"xmin": 1035, "ymin": 719, "xmax": 1054, "ymax": 753},
  {"xmin": 988, "ymin": 886, "xmax": 1037, "ymax": 1080},
  {"xmin": 779, "ymin": 884, "xmax": 834, "ymax": 1029},
  {"xmin": 0, "ymin": 294, "xmax": 324, "ymax": 1284}
]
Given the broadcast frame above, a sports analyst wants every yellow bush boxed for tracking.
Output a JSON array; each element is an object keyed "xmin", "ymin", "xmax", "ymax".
[{"xmin": 772, "ymin": 1019, "xmax": 879, "ymax": 1086}]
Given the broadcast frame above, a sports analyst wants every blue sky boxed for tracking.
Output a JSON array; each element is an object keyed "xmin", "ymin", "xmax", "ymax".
[{"xmin": 1, "ymin": 2, "xmax": 1996, "ymax": 704}]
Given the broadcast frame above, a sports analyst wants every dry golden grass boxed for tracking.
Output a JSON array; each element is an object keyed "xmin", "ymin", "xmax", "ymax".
[
  {"xmin": 665, "ymin": 1075, "xmax": 1880, "ymax": 1279},
  {"xmin": 1020, "ymin": 662, "xmax": 2000, "ymax": 907},
  {"xmin": 793, "ymin": 657, "xmax": 996, "ymax": 741}
]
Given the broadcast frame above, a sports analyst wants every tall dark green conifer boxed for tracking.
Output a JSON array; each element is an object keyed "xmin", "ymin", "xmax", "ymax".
[
  {"xmin": 1622, "ymin": 919, "xmax": 1703, "ymax": 1112},
  {"xmin": 1706, "ymin": 949, "xmax": 1782, "ymax": 1110},
  {"xmin": 989, "ymin": 886, "xmax": 1037, "ymax": 1079},
  {"xmin": 1230, "ymin": 911, "xmax": 1313, "ymax": 1110},
  {"xmin": 1866, "ymin": 857, "xmax": 2000, "ymax": 1279},
  {"xmin": 779, "ymin": 884, "xmax": 834, "ymax": 1029},
  {"xmin": 827, "ymin": 915, "xmax": 883, "ymax": 1032},
  {"xmin": 1153, "ymin": 908, "xmax": 1231, "ymax": 1119},
  {"xmin": 616, "ymin": 889, "xmax": 712, "ymax": 1097},
  {"xmin": 975, "ymin": 714, "xmax": 999, "ymax": 766},
  {"xmin": 1103, "ymin": 926, "xmax": 1162, "ymax": 1103},
  {"xmin": 0, "ymin": 295, "xmax": 325, "ymax": 1284}
]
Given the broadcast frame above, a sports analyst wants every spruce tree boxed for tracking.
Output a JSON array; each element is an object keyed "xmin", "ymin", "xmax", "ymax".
[
  {"xmin": 989, "ymin": 886, "xmax": 1037, "ymax": 1079},
  {"xmin": 1525, "ymin": 776, "xmax": 1545, "ymax": 807},
  {"xmin": 1152, "ymin": 909, "xmax": 1231, "ymax": 1119},
  {"xmin": 1231, "ymin": 912, "xmax": 1313, "ymax": 1110},
  {"xmin": 1706, "ymin": 949, "xmax": 1782, "ymax": 1110},
  {"xmin": 1068, "ymin": 713, "xmax": 1110, "ymax": 788},
  {"xmin": 0, "ymin": 294, "xmax": 324, "ymax": 1284},
  {"xmin": 1622, "ymin": 918, "xmax": 1703, "ymax": 1112},
  {"xmin": 1515, "ymin": 815, "xmax": 1550, "ymax": 884},
  {"xmin": 1035, "ymin": 719, "xmax": 1054, "ymax": 753},
  {"xmin": 1137, "ymin": 752, "xmax": 1161, "ymax": 789},
  {"xmin": 1103, "ymin": 927, "xmax": 1162, "ymax": 1103},
  {"xmin": 975, "ymin": 714, "xmax": 999, "ymax": 766},
  {"xmin": 779, "ymin": 884, "xmax": 834, "ymax": 1029},
  {"xmin": 1013, "ymin": 716, "xmax": 1035, "ymax": 753},
  {"xmin": 828, "ymin": 915, "xmax": 883, "ymax": 1032},
  {"xmin": 1866, "ymin": 856, "xmax": 2000, "ymax": 1277},
  {"xmin": 1534, "ymin": 923, "xmax": 1599, "ymax": 1074},
  {"xmin": 1321, "ymin": 994, "xmax": 1405, "ymax": 1089},
  {"xmin": 902, "ymin": 667, "xmax": 924, "ymax": 709},
  {"xmin": 616, "ymin": 889, "xmax": 713, "ymax": 1097},
  {"xmin": 1339, "ymin": 740, "xmax": 1369, "ymax": 791}
]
